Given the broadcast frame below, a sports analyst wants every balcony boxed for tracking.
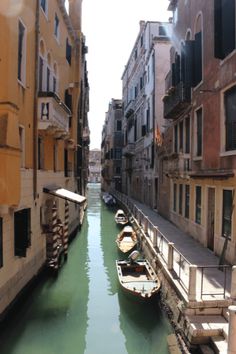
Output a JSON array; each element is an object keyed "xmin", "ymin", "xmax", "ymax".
[
  {"xmin": 163, "ymin": 81, "xmax": 191, "ymax": 119},
  {"xmin": 123, "ymin": 143, "xmax": 135, "ymax": 157},
  {"xmin": 38, "ymin": 92, "xmax": 71, "ymax": 137},
  {"xmin": 124, "ymin": 100, "xmax": 135, "ymax": 118}
]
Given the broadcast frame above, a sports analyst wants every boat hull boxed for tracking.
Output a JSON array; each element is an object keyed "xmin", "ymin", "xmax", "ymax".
[{"xmin": 116, "ymin": 259, "xmax": 161, "ymax": 300}]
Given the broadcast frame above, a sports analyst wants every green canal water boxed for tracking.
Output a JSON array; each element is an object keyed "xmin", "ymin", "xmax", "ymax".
[{"xmin": 0, "ymin": 184, "xmax": 172, "ymax": 354}]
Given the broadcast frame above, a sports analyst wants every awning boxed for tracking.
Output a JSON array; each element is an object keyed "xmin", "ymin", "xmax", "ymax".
[{"xmin": 43, "ymin": 185, "xmax": 86, "ymax": 204}]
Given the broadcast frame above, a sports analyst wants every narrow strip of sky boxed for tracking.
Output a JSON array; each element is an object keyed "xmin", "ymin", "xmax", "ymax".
[{"xmin": 77, "ymin": 0, "xmax": 170, "ymax": 149}]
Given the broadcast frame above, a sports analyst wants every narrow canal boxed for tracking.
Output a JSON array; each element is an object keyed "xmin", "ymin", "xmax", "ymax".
[{"xmin": 0, "ymin": 184, "xmax": 172, "ymax": 354}]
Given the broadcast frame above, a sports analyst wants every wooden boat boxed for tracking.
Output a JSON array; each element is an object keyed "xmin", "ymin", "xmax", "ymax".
[
  {"xmin": 114, "ymin": 209, "xmax": 129, "ymax": 226},
  {"xmin": 116, "ymin": 225, "xmax": 138, "ymax": 254},
  {"xmin": 116, "ymin": 258, "xmax": 161, "ymax": 299},
  {"xmin": 102, "ymin": 193, "xmax": 116, "ymax": 206}
]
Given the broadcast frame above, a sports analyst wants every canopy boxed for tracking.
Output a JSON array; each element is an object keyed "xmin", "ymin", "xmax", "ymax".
[{"xmin": 43, "ymin": 185, "xmax": 86, "ymax": 204}]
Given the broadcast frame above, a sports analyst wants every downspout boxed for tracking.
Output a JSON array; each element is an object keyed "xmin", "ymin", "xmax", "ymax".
[{"xmin": 33, "ymin": 0, "xmax": 40, "ymax": 200}]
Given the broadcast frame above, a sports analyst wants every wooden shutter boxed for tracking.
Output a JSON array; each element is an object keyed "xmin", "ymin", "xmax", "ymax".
[
  {"xmin": 214, "ymin": 0, "xmax": 223, "ymax": 58},
  {"xmin": 193, "ymin": 32, "xmax": 202, "ymax": 87},
  {"xmin": 222, "ymin": 0, "xmax": 235, "ymax": 57}
]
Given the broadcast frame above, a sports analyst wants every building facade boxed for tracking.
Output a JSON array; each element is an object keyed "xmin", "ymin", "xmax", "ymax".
[
  {"xmin": 88, "ymin": 149, "xmax": 101, "ymax": 183},
  {"xmin": 122, "ymin": 21, "xmax": 171, "ymax": 208},
  {"xmin": 0, "ymin": 0, "xmax": 89, "ymax": 319},
  {"xmin": 101, "ymin": 99, "xmax": 123, "ymax": 192},
  {"xmin": 161, "ymin": 0, "xmax": 236, "ymax": 264}
]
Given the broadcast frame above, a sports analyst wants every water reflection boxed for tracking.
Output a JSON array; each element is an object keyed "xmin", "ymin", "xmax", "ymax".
[{"xmin": 0, "ymin": 183, "xmax": 171, "ymax": 354}]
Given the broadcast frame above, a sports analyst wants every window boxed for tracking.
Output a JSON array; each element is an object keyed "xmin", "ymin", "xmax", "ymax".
[
  {"xmin": 40, "ymin": 0, "xmax": 47, "ymax": 14},
  {"xmin": 214, "ymin": 0, "xmax": 235, "ymax": 59},
  {"xmin": 66, "ymin": 38, "xmax": 72, "ymax": 65},
  {"xmin": 18, "ymin": 20, "xmax": 26, "ymax": 84},
  {"xmin": 19, "ymin": 125, "xmax": 25, "ymax": 167},
  {"xmin": 46, "ymin": 66, "xmax": 50, "ymax": 91},
  {"xmin": 146, "ymin": 104, "xmax": 150, "ymax": 133},
  {"xmin": 39, "ymin": 56, "xmax": 44, "ymax": 91},
  {"xmin": 195, "ymin": 186, "xmax": 202, "ymax": 224},
  {"xmin": 65, "ymin": 89, "xmax": 72, "ymax": 111},
  {"xmin": 196, "ymin": 108, "xmax": 202, "ymax": 156},
  {"xmin": 193, "ymin": 32, "xmax": 202, "ymax": 86},
  {"xmin": 0, "ymin": 218, "xmax": 2, "ymax": 268},
  {"xmin": 14, "ymin": 209, "xmax": 31, "ymax": 257},
  {"xmin": 117, "ymin": 120, "xmax": 122, "ymax": 131},
  {"xmin": 185, "ymin": 185, "xmax": 190, "ymax": 218},
  {"xmin": 116, "ymin": 166, "xmax": 121, "ymax": 174},
  {"xmin": 174, "ymin": 125, "xmax": 178, "ymax": 153},
  {"xmin": 159, "ymin": 25, "xmax": 166, "ymax": 36},
  {"xmin": 224, "ymin": 86, "xmax": 236, "ymax": 151},
  {"xmin": 222, "ymin": 190, "xmax": 233, "ymax": 239},
  {"xmin": 179, "ymin": 121, "xmax": 183, "ymax": 152},
  {"xmin": 173, "ymin": 183, "xmax": 177, "ymax": 212},
  {"xmin": 54, "ymin": 13, "xmax": 59, "ymax": 40},
  {"xmin": 179, "ymin": 184, "xmax": 183, "ymax": 215},
  {"xmin": 185, "ymin": 116, "xmax": 190, "ymax": 153}
]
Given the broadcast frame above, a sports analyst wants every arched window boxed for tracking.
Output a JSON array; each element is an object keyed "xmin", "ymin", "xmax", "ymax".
[
  {"xmin": 193, "ymin": 13, "xmax": 203, "ymax": 87},
  {"xmin": 39, "ymin": 39, "xmax": 46, "ymax": 91},
  {"xmin": 46, "ymin": 52, "xmax": 52, "ymax": 91}
]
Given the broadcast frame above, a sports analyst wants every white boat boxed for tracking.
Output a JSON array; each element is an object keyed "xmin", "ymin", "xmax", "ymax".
[
  {"xmin": 116, "ymin": 258, "xmax": 161, "ymax": 300},
  {"xmin": 114, "ymin": 209, "xmax": 129, "ymax": 226},
  {"xmin": 116, "ymin": 225, "xmax": 137, "ymax": 254}
]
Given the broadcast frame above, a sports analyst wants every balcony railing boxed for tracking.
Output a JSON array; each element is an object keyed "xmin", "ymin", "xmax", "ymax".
[
  {"xmin": 124, "ymin": 99, "xmax": 135, "ymax": 118},
  {"xmin": 123, "ymin": 143, "xmax": 135, "ymax": 157},
  {"xmin": 38, "ymin": 92, "xmax": 71, "ymax": 136},
  {"xmin": 163, "ymin": 81, "xmax": 191, "ymax": 119}
]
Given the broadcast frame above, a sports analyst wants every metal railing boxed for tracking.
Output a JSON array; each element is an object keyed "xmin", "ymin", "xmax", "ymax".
[{"xmin": 112, "ymin": 190, "xmax": 233, "ymax": 301}]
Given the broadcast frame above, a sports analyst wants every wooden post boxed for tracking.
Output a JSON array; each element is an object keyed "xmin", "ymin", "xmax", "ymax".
[
  {"xmin": 188, "ymin": 265, "xmax": 197, "ymax": 301},
  {"xmin": 51, "ymin": 201, "xmax": 59, "ymax": 271},
  {"xmin": 168, "ymin": 242, "xmax": 174, "ymax": 270},
  {"xmin": 64, "ymin": 200, "xmax": 69, "ymax": 261}
]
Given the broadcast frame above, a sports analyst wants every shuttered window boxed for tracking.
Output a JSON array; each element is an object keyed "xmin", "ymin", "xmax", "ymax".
[
  {"xmin": 185, "ymin": 185, "xmax": 190, "ymax": 219},
  {"xmin": 14, "ymin": 209, "xmax": 31, "ymax": 257},
  {"xmin": 185, "ymin": 116, "xmax": 190, "ymax": 153},
  {"xmin": 196, "ymin": 108, "xmax": 202, "ymax": 156},
  {"xmin": 195, "ymin": 186, "xmax": 202, "ymax": 224},
  {"xmin": 179, "ymin": 184, "xmax": 183, "ymax": 215},
  {"xmin": 222, "ymin": 190, "xmax": 233, "ymax": 239},
  {"xmin": 18, "ymin": 21, "xmax": 26, "ymax": 83},
  {"xmin": 225, "ymin": 86, "xmax": 236, "ymax": 151},
  {"xmin": 193, "ymin": 32, "xmax": 202, "ymax": 86},
  {"xmin": 174, "ymin": 124, "xmax": 178, "ymax": 153},
  {"xmin": 66, "ymin": 38, "xmax": 72, "ymax": 65},
  {"xmin": 173, "ymin": 184, "xmax": 177, "ymax": 212},
  {"xmin": 214, "ymin": 0, "xmax": 235, "ymax": 59},
  {"xmin": 179, "ymin": 121, "xmax": 183, "ymax": 151}
]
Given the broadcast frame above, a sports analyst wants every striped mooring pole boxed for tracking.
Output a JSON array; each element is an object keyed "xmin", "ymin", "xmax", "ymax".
[
  {"xmin": 51, "ymin": 200, "xmax": 59, "ymax": 271},
  {"xmin": 64, "ymin": 200, "xmax": 69, "ymax": 261}
]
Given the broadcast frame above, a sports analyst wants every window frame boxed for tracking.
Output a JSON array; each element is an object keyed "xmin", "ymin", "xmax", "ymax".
[
  {"xmin": 18, "ymin": 19, "xmax": 27, "ymax": 86},
  {"xmin": 195, "ymin": 185, "xmax": 202, "ymax": 224},
  {"xmin": 222, "ymin": 189, "xmax": 234, "ymax": 240},
  {"xmin": 193, "ymin": 106, "xmax": 203, "ymax": 159},
  {"xmin": 40, "ymin": 0, "xmax": 48, "ymax": 17}
]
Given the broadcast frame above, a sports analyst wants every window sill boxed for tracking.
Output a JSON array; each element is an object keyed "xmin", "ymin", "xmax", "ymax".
[{"xmin": 220, "ymin": 150, "xmax": 236, "ymax": 157}]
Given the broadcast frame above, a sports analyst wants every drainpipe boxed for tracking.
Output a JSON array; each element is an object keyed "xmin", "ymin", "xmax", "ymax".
[{"xmin": 33, "ymin": 0, "xmax": 40, "ymax": 200}]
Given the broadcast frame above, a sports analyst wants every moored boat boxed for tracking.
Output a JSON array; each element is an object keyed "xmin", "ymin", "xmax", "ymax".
[
  {"xmin": 116, "ymin": 258, "xmax": 161, "ymax": 300},
  {"xmin": 116, "ymin": 225, "xmax": 138, "ymax": 254},
  {"xmin": 114, "ymin": 209, "xmax": 129, "ymax": 226}
]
